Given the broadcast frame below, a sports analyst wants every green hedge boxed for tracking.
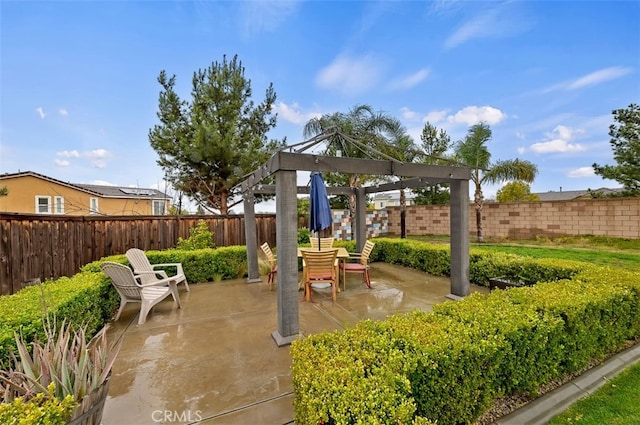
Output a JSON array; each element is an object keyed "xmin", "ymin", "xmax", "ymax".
[
  {"xmin": 0, "ymin": 271, "xmax": 119, "ymax": 366},
  {"xmin": 291, "ymin": 238, "xmax": 640, "ymax": 424},
  {"xmin": 81, "ymin": 246, "xmax": 248, "ymax": 284},
  {"xmin": 371, "ymin": 238, "xmax": 590, "ymax": 286}
]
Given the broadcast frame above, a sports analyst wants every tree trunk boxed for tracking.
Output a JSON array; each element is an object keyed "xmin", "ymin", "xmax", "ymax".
[
  {"xmin": 400, "ymin": 188, "xmax": 407, "ymax": 238},
  {"xmin": 348, "ymin": 192, "xmax": 356, "ymax": 241},
  {"xmin": 474, "ymin": 184, "xmax": 484, "ymax": 243},
  {"xmin": 348, "ymin": 175, "xmax": 358, "ymax": 241},
  {"xmin": 219, "ymin": 191, "xmax": 228, "ymax": 215}
]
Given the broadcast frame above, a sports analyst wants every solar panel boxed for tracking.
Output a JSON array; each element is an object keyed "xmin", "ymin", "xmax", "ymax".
[{"xmin": 120, "ymin": 188, "xmax": 154, "ymax": 196}]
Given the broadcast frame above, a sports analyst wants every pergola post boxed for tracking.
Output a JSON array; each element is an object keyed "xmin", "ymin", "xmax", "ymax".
[
  {"xmin": 243, "ymin": 190, "xmax": 261, "ymax": 283},
  {"xmin": 448, "ymin": 179, "xmax": 470, "ymax": 299},
  {"xmin": 271, "ymin": 170, "xmax": 301, "ymax": 346},
  {"xmin": 355, "ymin": 186, "xmax": 367, "ymax": 251}
]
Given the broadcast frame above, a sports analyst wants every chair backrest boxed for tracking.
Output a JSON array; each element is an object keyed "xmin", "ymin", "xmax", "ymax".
[
  {"xmin": 100, "ymin": 262, "xmax": 142, "ymax": 301},
  {"xmin": 360, "ymin": 241, "xmax": 376, "ymax": 265},
  {"xmin": 310, "ymin": 237, "xmax": 334, "ymax": 249},
  {"xmin": 126, "ymin": 248, "xmax": 156, "ymax": 285},
  {"xmin": 260, "ymin": 242, "xmax": 276, "ymax": 268},
  {"xmin": 301, "ymin": 248, "xmax": 338, "ymax": 280}
]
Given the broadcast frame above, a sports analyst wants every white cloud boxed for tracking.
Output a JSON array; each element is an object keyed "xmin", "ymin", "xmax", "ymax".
[
  {"xmin": 444, "ymin": 5, "xmax": 533, "ymax": 49},
  {"xmin": 423, "ymin": 109, "xmax": 449, "ymax": 124},
  {"xmin": 429, "ymin": 0, "xmax": 462, "ymax": 15},
  {"xmin": 446, "ymin": 105, "xmax": 507, "ymax": 126},
  {"xmin": 541, "ymin": 66, "xmax": 633, "ymax": 93},
  {"xmin": 241, "ymin": 0, "xmax": 298, "ymax": 36},
  {"xmin": 273, "ymin": 101, "xmax": 321, "ymax": 125},
  {"xmin": 84, "ymin": 149, "xmax": 110, "ymax": 159},
  {"xmin": 530, "ymin": 139, "xmax": 585, "ymax": 154},
  {"xmin": 57, "ymin": 150, "xmax": 80, "ymax": 158},
  {"xmin": 36, "ymin": 107, "xmax": 45, "ymax": 119},
  {"xmin": 568, "ymin": 167, "xmax": 596, "ymax": 178},
  {"xmin": 530, "ymin": 125, "xmax": 586, "ymax": 153},
  {"xmin": 515, "ymin": 131, "xmax": 526, "ymax": 140},
  {"xmin": 83, "ymin": 149, "xmax": 113, "ymax": 168},
  {"xmin": 92, "ymin": 180, "xmax": 116, "ymax": 186},
  {"xmin": 389, "ymin": 68, "xmax": 430, "ymax": 90},
  {"xmin": 567, "ymin": 67, "xmax": 632, "ymax": 90},
  {"xmin": 58, "ymin": 108, "xmax": 68, "ymax": 116},
  {"xmin": 316, "ymin": 54, "xmax": 383, "ymax": 96},
  {"xmin": 517, "ymin": 146, "xmax": 526, "ymax": 155},
  {"xmin": 54, "ymin": 149, "xmax": 113, "ymax": 168},
  {"xmin": 400, "ymin": 107, "xmax": 420, "ymax": 121}
]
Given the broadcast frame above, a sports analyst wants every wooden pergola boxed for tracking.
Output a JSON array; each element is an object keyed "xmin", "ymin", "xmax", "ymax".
[{"xmin": 236, "ymin": 133, "xmax": 472, "ymax": 346}]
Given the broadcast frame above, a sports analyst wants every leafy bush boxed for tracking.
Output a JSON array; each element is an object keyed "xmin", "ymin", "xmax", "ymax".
[
  {"xmin": 297, "ymin": 227, "xmax": 311, "ymax": 244},
  {"xmin": 177, "ymin": 220, "xmax": 215, "ymax": 250},
  {"xmin": 0, "ymin": 384, "xmax": 76, "ymax": 425}
]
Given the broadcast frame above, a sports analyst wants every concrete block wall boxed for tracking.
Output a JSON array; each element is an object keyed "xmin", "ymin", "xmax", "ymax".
[{"xmin": 385, "ymin": 198, "xmax": 640, "ymax": 239}]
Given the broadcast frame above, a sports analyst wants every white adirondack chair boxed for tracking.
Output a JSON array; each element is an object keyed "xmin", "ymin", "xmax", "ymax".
[
  {"xmin": 100, "ymin": 262, "xmax": 182, "ymax": 325},
  {"xmin": 126, "ymin": 248, "xmax": 189, "ymax": 291}
]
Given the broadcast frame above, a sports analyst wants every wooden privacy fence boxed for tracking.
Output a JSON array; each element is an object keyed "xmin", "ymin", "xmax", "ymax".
[{"xmin": 0, "ymin": 213, "xmax": 280, "ymax": 296}]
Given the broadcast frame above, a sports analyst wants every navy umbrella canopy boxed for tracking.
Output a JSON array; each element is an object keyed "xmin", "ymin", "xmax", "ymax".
[{"xmin": 308, "ymin": 172, "xmax": 333, "ymax": 249}]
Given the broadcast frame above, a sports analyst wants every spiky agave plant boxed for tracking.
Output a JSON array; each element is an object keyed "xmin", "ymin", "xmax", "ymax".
[{"xmin": 0, "ymin": 318, "xmax": 121, "ymax": 407}]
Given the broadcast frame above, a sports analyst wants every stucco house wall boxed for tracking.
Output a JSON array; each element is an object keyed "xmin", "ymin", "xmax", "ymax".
[{"xmin": 0, "ymin": 171, "xmax": 169, "ymax": 216}]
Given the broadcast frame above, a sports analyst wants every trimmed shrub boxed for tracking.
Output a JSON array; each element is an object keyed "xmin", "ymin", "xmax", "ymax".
[{"xmin": 292, "ymin": 238, "xmax": 640, "ymax": 424}]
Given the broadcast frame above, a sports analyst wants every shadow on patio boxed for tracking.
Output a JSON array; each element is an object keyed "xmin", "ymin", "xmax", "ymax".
[{"xmin": 102, "ymin": 263, "xmax": 489, "ymax": 425}]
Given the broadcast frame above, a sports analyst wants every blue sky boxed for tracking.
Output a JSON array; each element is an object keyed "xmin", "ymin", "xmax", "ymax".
[{"xmin": 1, "ymin": 0, "xmax": 639, "ymax": 212}]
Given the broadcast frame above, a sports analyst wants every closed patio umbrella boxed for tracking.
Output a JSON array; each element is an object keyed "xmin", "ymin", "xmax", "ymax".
[{"xmin": 308, "ymin": 172, "xmax": 332, "ymax": 249}]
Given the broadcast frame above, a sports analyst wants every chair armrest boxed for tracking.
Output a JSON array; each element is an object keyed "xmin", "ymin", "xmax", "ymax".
[
  {"xmin": 152, "ymin": 263, "xmax": 185, "ymax": 275},
  {"xmin": 136, "ymin": 274, "xmax": 180, "ymax": 288},
  {"xmin": 343, "ymin": 253, "xmax": 362, "ymax": 262},
  {"xmin": 134, "ymin": 269, "xmax": 169, "ymax": 280}
]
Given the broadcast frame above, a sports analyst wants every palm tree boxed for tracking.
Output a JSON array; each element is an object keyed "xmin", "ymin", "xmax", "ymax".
[
  {"xmin": 383, "ymin": 129, "xmax": 418, "ymax": 238},
  {"xmin": 303, "ymin": 104, "xmax": 405, "ymax": 238},
  {"xmin": 455, "ymin": 123, "xmax": 538, "ymax": 242}
]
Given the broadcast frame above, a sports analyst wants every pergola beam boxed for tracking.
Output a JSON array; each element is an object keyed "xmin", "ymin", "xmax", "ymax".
[
  {"xmin": 239, "ymin": 152, "xmax": 470, "ymax": 193},
  {"xmin": 249, "ymin": 185, "xmax": 355, "ymax": 196}
]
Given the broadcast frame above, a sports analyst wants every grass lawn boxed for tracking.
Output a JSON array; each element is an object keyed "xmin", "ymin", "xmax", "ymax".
[
  {"xmin": 549, "ymin": 360, "xmax": 640, "ymax": 425},
  {"xmin": 409, "ymin": 234, "xmax": 640, "ymax": 271},
  {"xmin": 472, "ymin": 244, "xmax": 640, "ymax": 271}
]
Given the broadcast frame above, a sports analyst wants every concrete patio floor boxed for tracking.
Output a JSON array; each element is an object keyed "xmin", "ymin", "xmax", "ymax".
[
  {"xmin": 102, "ymin": 263, "xmax": 488, "ymax": 424},
  {"xmin": 101, "ymin": 263, "xmax": 640, "ymax": 425}
]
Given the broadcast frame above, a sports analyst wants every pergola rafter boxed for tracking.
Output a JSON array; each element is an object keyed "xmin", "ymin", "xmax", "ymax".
[{"xmin": 235, "ymin": 131, "xmax": 471, "ymax": 346}]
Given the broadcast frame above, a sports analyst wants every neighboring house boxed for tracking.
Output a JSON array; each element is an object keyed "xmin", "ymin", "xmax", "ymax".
[
  {"xmin": 373, "ymin": 190, "xmax": 416, "ymax": 210},
  {"xmin": 534, "ymin": 187, "xmax": 623, "ymax": 202},
  {"xmin": 0, "ymin": 171, "xmax": 170, "ymax": 216}
]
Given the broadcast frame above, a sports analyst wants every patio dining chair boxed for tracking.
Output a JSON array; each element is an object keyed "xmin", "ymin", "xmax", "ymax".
[
  {"xmin": 310, "ymin": 237, "xmax": 335, "ymax": 249},
  {"xmin": 339, "ymin": 240, "xmax": 375, "ymax": 290},
  {"xmin": 126, "ymin": 248, "xmax": 189, "ymax": 291},
  {"xmin": 260, "ymin": 242, "xmax": 277, "ymax": 290},
  {"xmin": 100, "ymin": 262, "xmax": 182, "ymax": 325},
  {"xmin": 300, "ymin": 248, "xmax": 339, "ymax": 302}
]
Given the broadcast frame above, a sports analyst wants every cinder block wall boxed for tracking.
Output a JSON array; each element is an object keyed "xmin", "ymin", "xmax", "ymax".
[{"xmin": 386, "ymin": 198, "xmax": 640, "ymax": 239}]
